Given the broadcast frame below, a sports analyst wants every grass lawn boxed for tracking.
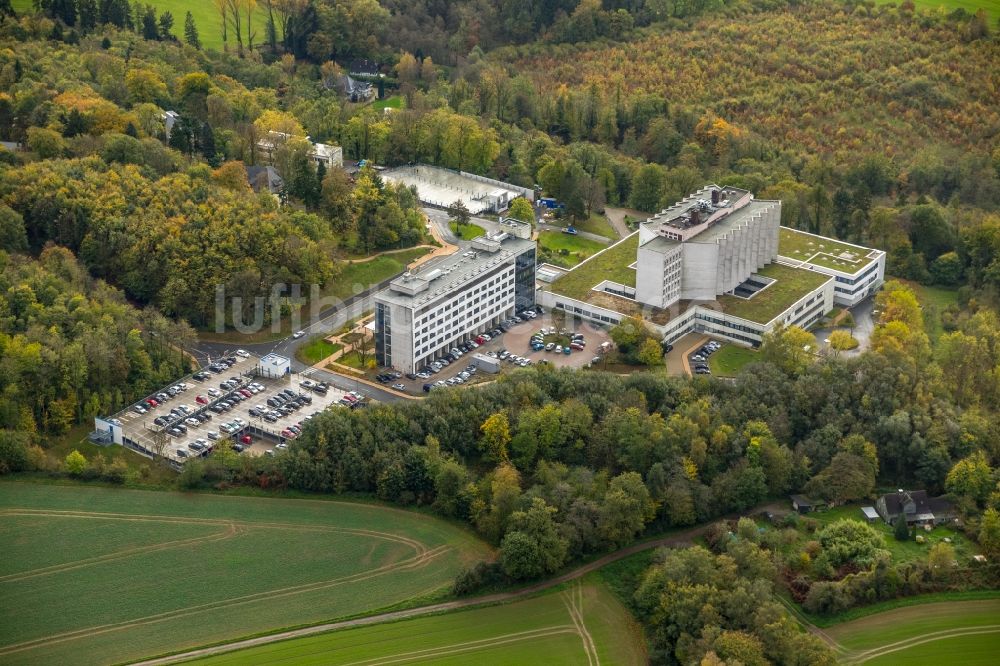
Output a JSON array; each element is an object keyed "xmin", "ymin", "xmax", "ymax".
[
  {"xmin": 295, "ymin": 337, "xmax": 342, "ymax": 365},
  {"xmin": 717, "ymin": 263, "xmax": 831, "ymax": 324},
  {"xmin": 449, "ymin": 221, "xmax": 487, "ymax": 240},
  {"xmin": 326, "ymin": 247, "xmax": 431, "ymax": 301},
  {"xmin": 43, "ymin": 423, "xmax": 178, "ymax": 485},
  {"xmin": 372, "ymin": 95, "xmax": 404, "ymax": 110},
  {"xmin": 335, "ymin": 350, "xmax": 371, "ymax": 369},
  {"xmin": 10, "ymin": 0, "xmax": 278, "ymax": 51},
  {"xmin": 571, "ymin": 212, "xmax": 619, "ymax": 240},
  {"xmin": 871, "ymin": 0, "xmax": 1000, "ymax": 20},
  {"xmin": 808, "ymin": 504, "xmax": 978, "ymax": 565},
  {"xmin": 779, "ymin": 227, "xmax": 879, "ymax": 274},
  {"xmin": 887, "ymin": 276, "xmax": 960, "ymax": 344},
  {"xmin": 707, "ymin": 344, "xmax": 759, "ymax": 376},
  {"xmin": 550, "ymin": 232, "xmax": 639, "ymax": 300},
  {"xmin": 824, "ymin": 598, "xmax": 1000, "ymax": 665},
  {"xmin": 192, "ymin": 577, "xmax": 646, "ymax": 665},
  {"xmin": 538, "ymin": 231, "xmax": 608, "ymax": 268},
  {"xmin": 0, "ymin": 482, "xmax": 488, "ymax": 666}
]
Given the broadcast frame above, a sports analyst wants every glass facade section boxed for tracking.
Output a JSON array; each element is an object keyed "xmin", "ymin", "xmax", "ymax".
[
  {"xmin": 515, "ymin": 249, "xmax": 536, "ymax": 310},
  {"xmin": 375, "ymin": 302, "xmax": 391, "ymax": 367}
]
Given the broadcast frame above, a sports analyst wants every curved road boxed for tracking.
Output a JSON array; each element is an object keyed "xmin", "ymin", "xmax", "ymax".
[{"xmin": 129, "ymin": 524, "xmax": 708, "ymax": 665}]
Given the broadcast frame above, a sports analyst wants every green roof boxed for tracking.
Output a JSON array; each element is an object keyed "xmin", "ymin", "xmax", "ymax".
[
  {"xmin": 778, "ymin": 227, "xmax": 879, "ymax": 275},
  {"xmin": 549, "ymin": 233, "xmax": 639, "ymax": 300},
  {"xmin": 718, "ymin": 263, "xmax": 831, "ymax": 324}
]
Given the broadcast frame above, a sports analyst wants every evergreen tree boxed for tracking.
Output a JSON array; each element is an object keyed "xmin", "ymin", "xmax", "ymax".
[
  {"xmin": 157, "ymin": 10, "xmax": 173, "ymax": 40},
  {"xmin": 183, "ymin": 11, "xmax": 200, "ymax": 49},
  {"xmin": 894, "ymin": 516, "xmax": 910, "ymax": 541},
  {"xmin": 167, "ymin": 115, "xmax": 196, "ymax": 155},
  {"xmin": 63, "ymin": 108, "xmax": 87, "ymax": 137},
  {"xmin": 199, "ymin": 122, "xmax": 217, "ymax": 165},
  {"xmin": 141, "ymin": 5, "xmax": 159, "ymax": 40},
  {"xmin": 77, "ymin": 0, "xmax": 96, "ymax": 30},
  {"xmin": 124, "ymin": 122, "xmax": 138, "ymax": 138},
  {"xmin": 0, "ymin": 0, "xmax": 15, "ymax": 21}
]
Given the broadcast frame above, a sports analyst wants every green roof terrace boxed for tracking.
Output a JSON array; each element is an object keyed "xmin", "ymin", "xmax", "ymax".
[
  {"xmin": 717, "ymin": 262, "xmax": 832, "ymax": 325},
  {"xmin": 549, "ymin": 232, "xmax": 639, "ymax": 301},
  {"xmin": 778, "ymin": 227, "xmax": 881, "ymax": 275}
]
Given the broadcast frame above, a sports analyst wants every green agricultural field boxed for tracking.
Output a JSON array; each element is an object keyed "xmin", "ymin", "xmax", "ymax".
[
  {"xmin": 10, "ymin": 0, "xmax": 275, "ymax": 51},
  {"xmin": 0, "ymin": 482, "xmax": 488, "ymax": 666},
  {"xmin": 707, "ymin": 344, "xmax": 759, "ymax": 377},
  {"xmin": 449, "ymin": 221, "xmax": 487, "ymax": 240},
  {"xmin": 193, "ymin": 577, "xmax": 647, "ymax": 665},
  {"xmin": 327, "ymin": 247, "xmax": 431, "ymax": 301},
  {"xmin": 826, "ymin": 599, "xmax": 1000, "ymax": 665}
]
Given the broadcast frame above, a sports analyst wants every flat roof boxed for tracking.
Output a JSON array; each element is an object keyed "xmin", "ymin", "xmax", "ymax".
[
  {"xmin": 375, "ymin": 235, "xmax": 534, "ymax": 309},
  {"xmin": 717, "ymin": 262, "xmax": 832, "ymax": 324},
  {"xmin": 549, "ymin": 233, "xmax": 639, "ymax": 301},
  {"xmin": 778, "ymin": 227, "xmax": 881, "ymax": 275}
]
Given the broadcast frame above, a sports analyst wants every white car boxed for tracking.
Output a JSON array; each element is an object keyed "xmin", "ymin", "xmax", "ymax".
[
  {"xmin": 292, "ymin": 331, "xmax": 305, "ymax": 339},
  {"xmin": 236, "ymin": 349, "xmax": 250, "ymax": 358}
]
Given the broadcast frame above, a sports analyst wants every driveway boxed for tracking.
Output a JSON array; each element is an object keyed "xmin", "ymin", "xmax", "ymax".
[
  {"xmin": 812, "ymin": 297, "xmax": 876, "ymax": 357},
  {"xmin": 604, "ymin": 207, "xmax": 648, "ymax": 238},
  {"xmin": 665, "ymin": 333, "xmax": 708, "ymax": 376},
  {"xmin": 536, "ymin": 222, "xmax": 611, "ymax": 245}
]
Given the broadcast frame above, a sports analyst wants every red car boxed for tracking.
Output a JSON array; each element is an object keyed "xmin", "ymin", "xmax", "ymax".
[
  {"xmin": 240, "ymin": 389, "xmax": 252, "ymax": 398},
  {"xmin": 145, "ymin": 398, "xmax": 158, "ymax": 407},
  {"xmin": 195, "ymin": 395, "xmax": 208, "ymax": 405},
  {"xmin": 281, "ymin": 429, "xmax": 296, "ymax": 439},
  {"xmin": 240, "ymin": 434, "xmax": 252, "ymax": 445}
]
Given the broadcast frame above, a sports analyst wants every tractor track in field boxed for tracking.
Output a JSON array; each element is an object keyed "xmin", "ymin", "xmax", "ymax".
[
  {"xmin": 0, "ymin": 510, "xmax": 451, "ymax": 656},
  {"xmin": 0, "ymin": 509, "xmax": 435, "ymax": 584},
  {"xmin": 337, "ymin": 626, "xmax": 580, "ymax": 666},
  {"xmin": 563, "ymin": 581, "xmax": 599, "ymax": 666},
  {"xmin": 841, "ymin": 625, "xmax": 1000, "ymax": 664},
  {"xmin": 0, "ymin": 544, "xmax": 450, "ymax": 658},
  {"xmin": 128, "ymin": 524, "xmax": 710, "ymax": 665}
]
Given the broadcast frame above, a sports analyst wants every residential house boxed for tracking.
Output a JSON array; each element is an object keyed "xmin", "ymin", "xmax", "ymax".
[
  {"xmin": 875, "ymin": 490, "xmax": 954, "ymax": 527},
  {"xmin": 257, "ymin": 131, "xmax": 343, "ymax": 169},
  {"xmin": 336, "ymin": 74, "xmax": 374, "ymax": 103},
  {"xmin": 790, "ymin": 494, "xmax": 816, "ymax": 514},
  {"xmin": 245, "ymin": 165, "xmax": 284, "ymax": 196},
  {"xmin": 348, "ymin": 59, "xmax": 380, "ymax": 78}
]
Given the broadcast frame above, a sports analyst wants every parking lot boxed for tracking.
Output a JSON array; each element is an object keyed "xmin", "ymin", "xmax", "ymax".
[
  {"xmin": 379, "ymin": 311, "xmax": 613, "ymax": 394},
  {"xmin": 112, "ymin": 353, "xmax": 364, "ymax": 463},
  {"xmin": 688, "ymin": 339, "xmax": 721, "ymax": 375}
]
